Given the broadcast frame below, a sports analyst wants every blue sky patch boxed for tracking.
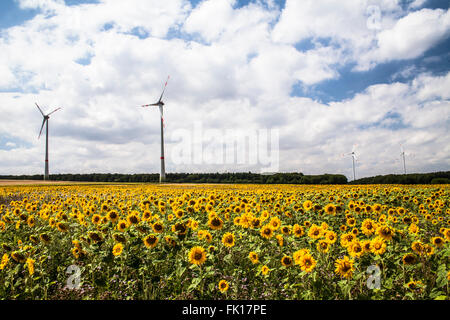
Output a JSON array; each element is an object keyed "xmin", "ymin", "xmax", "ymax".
[{"xmin": 0, "ymin": 134, "xmax": 32, "ymax": 150}]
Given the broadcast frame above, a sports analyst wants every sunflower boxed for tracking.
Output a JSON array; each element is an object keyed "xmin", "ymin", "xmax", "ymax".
[
  {"xmin": 175, "ymin": 209, "xmax": 184, "ymax": 219},
  {"xmin": 317, "ymin": 240, "xmax": 330, "ymax": 253},
  {"xmin": 361, "ymin": 240, "xmax": 372, "ymax": 253},
  {"xmin": 293, "ymin": 224, "xmax": 304, "ymax": 237},
  {"xmin": 293, "ymin": 249, "xmax": 310, "ymax": 265},
  {"xmin": 88, "ymin": 231, "xmax": 103, "ymax": 243},
  {"xmin": 361, "ymin": 219, "xmax": 377, "ymax": 236},
  {"xmin": 408, "ymin": 223, "xmax": 419, "ymax": 235},
  {"xmin": 324, "ymin": 204, "xmax": 336, "ymax": 215},
  {"xmin": 127, "ymin": 213, "xmax": 140, "ymax": 225},
  {"xmin": 406, "ymin": 280, "xmax": 423, "ymax": 290},
  {"xmin": 348, "ymin": 240, "xmax": 364, "ymax": 258},
  {"xmin": 112, "ymin": 243, "xmax": 124, "ymax": 256},
  {"xmin": 248, "ymin": 251, "xmax": 259, "ymax": 264},
  {"xmin": 431, "ymin": 236, "xmax": 445, "ymax": 248},
  {"xmin": 260, "ymin": 225, "xmax": 273, "ymax": 239},
  {"xmin": 371, "ymin": 237, "xmax": 387, "ymax": 255},
  {"xmin": 27, "ymin": 215, "xmax": 35, "ymax": 227},
  {"xmin": 165, "ymin": 236, "xmax": 177, "ymax": 247},
  {"xmin": 107, "ymin": 210, "xmax": 119, "ymax": 223},
  {"xmin": 299, "ymin": 253, "xmax": 316, "ymax": 273},
  {"xmin": 402, "ymin": 253, "xmax": 417, "ymax": 265},
  {"xmin": 308, "ymin": 224, "xmax": 323, "ymax": 240},
  {"xmin": 26, "ymin": 258, "xmax": 35, "ymax": 275},
  {"xmin": 152, "ymin": 222, "xmax": 164, "ymax": 233},
  {"xmin": 442, "ymin": 228, "xmax": 450, "ymax": 241},
  {"xmin": 411, "ymin": 241, "xmax": 424, "ymax": 255},
  {"xmin": 29, "ymin": 235, "xmax": 39, "ymax": 245},
  {"xmin": 324, "ymin": 230, "xmax": 337, "ymax": 244},
  {"xmin": 250, "ymin": 218, "xmax": 261, "ymax": 229},
  {"xmin": 335, "ymin": 256, "xmax": 354, "ymax": 279},
  {"xmin": 91, "ymin": 214, "xmax": 102, "ymax": 225},
  {"xmin": 188, "ymin": 246, "xmax": 207, "ymax": 266},
  {"xmin": 173, "ymin": 222, "xmax": 187, "ymax": 235},
  {"xmin": 281, "ymin": 225, "xmax": 291, "ymax": 235},
  {"xmin": 0, "ymin": 254, "xmax": 8, "ymax": 270},
  {"xmin": 39, "ymin": 233, "xmax": 51, "ymax": 244},
  {"xmin": 281, "ymin": 255, "xmax": 293, "ymax": 267},
  {"xmin": 117, "ymin": 220, "xmax": 129, "ymax": 232},
  {"xmin": 346, "ymin": 217, "xmax": 356, "ymax": 227},
  {"xmin": 208, "ymin": 217, "xmax": 224, "ymax": 230},
  {"xmin": 303, "ymin": 200, "xmax": 313, "ymax": 211},
  {"xmin": 143, "ymin": 234, "xmax": 159, "ymax": 249},
  {"xmin": 276, "ymin": 234, "xmax": 284, "ymax": 247},
  {"xmin": 269, "ymin": 217, "xmax": 281, "ymax": 230},
  {"xmin": 71, "ymin": 247, "xmax": 83, "ymax": 259},
  {"xmin": 218, "ymin": 280, "xmax": 229, "ymax": 293},
  {"xmin": 340, "ymin": 233, "xmax": 355, "ymax": 248},
  {"xmin": 222, "ymin": 232, "xmax": 235, "ymax": 248},
  {"xmin": 424, "ymin": 244, "xmax": 435, "ymax": 256},
  {"xmin": 56, "ymin": 222, "xmax": 68, "ymax": 232},
  {"xmin": 261, "ymin": 265, "xmax": 270, "ymax": 275},
  {"xmin": 377, "ymin": 225, "xmax": 394, "ymax": 241},
  {"xmin": 11, "ymin": 251, "xmax": 26, "ymax": 263}
]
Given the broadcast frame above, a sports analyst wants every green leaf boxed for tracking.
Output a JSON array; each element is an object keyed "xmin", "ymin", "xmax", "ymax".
[
  {"xmin": 187, "ymin": 277, "xmax": 202, "ymax": 292},
  {"xmin": 435, "ymin": 264, "xmax": 448, "ymax": 288}
]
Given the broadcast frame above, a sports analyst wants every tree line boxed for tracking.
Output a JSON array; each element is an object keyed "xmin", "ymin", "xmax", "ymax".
[
  {"xmin": 0, "ymin": 172, "xmax": 347, "ymax": 184},
  {"xmin": 1, "ymin": 171, "xmax": 448, "ymax": 184},
  {"xmin": 351, "ymin": 171, "xmax": 450, "ymax": 184}
]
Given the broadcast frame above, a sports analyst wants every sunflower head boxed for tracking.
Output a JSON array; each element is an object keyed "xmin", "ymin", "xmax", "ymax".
[
  {"xmin": 335, "ymin": 256, "xmax": 354, "ymax": 279},
  {"xmin": 281, "ymin": 255, "xmax": 293, "ymax": 267},
  {"xmin": 248, "ymin": 251, "xmax": 259, "ymax": 264},
  {"xmin": 143, "ymin": 234, "xmax": 159, "ymax": 249},
  {"xmin": 112, "ymin": 243, "xmax": 124, "ymax": 256},
  {"xmin": 222, "ymin": 232, "xmax": 235, "ymax": 248},
  {"xmin": 188, "ymin": 246, "xmax": 207, "ymax": 266}
]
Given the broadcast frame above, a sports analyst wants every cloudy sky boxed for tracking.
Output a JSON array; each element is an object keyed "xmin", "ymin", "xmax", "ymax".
[{"xmin": 0, "ymin": 0, "xmax": 449, "ymax": 180}]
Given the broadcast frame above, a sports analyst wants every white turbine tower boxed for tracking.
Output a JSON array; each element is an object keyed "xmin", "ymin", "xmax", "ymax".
[
  {"xmin": 400, "ymin": 145, "xmax": 406, "ymax": 175},
  {"xmin": 397, "ymin": 145, "xmax": 415, "ymax": 175},
  {"xmin": 35, "ymin": 103, "xmax": 62, "ymax": 180},
  {"xmin": 342, "ymin": 144, "xmax": 358, "ymax": 181},
  {"xmin": 140, "ymin": 76, "xmax": 170, "ymax": 183}
]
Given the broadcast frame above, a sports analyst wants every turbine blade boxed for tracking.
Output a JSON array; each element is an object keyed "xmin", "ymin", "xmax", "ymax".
[
  {"xmin": 47, "ymin": 107, "xmax": 62, "ymax": 116},
  {"xmin": 352, "ymin": 144, "xmax": 357, "ymax": 153},
  {"xmin": 35, "ymin": 103, "xmax": 45, "ymax": 116},
  {"xmin": 158, "ymin": 75, "xmax": 170, "ymax": 102},
  {"xmin": 38, "ymin": 118, "xmax": 46, "ymax": 139}
]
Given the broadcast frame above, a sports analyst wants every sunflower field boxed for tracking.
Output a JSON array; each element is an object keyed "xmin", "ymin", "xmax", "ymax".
[{"xmin": 0, "ymin": 184, "xmax": 448, "ymax": 300}]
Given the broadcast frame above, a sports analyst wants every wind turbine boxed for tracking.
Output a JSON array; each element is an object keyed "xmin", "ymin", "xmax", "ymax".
[
  {"xmin": 400, "ymin": 145, "xmax": 406, "ymax": 175},
  {"xmin": 35, "ymin": 103, "xmax": 62, "ymax": 180},
  {"xmin": 342, "ymin": 144, "xmax": 358, "ymax": 181},
  {"xmin": 140, "ymin": 76, "xmax": 170, "ymax": 183},
  {"xmin": 397, "ymin": 145, "xmax": 415, "ymax": 175}
]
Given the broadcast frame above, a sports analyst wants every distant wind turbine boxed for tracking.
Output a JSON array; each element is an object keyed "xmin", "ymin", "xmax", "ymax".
[
  {"xmin": 140, "ymin": 76, "xmax": 170, "ymax": 183},
  {"xmin": 400, "ymin": 145, "xmax": 406, "ymax": 175},
  {"xmin": 397, "ymin": 145, "xmax": 415, "ymax": 175},
  {"xmin": 342, "ymin": 144, "xmax": 358, "ymax": 181},
  {"xmin": 35, "ymin": 103, "xmax": 62, "ymax": 180}
]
